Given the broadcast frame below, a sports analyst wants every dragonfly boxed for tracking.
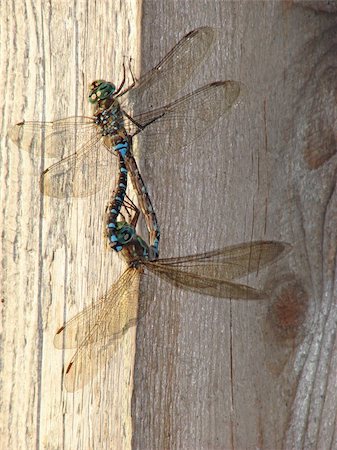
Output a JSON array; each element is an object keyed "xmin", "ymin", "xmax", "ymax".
[
  {"xmin": 105, "ymin": 144, "xmax": 160, "ymax": 258},
  {"xmin": 55, "ymin": 205, "xmax": 291, "ymax": 391},
  {"xmin": 9, "ymin": 27, "xmax": 242, "ymax": 256}
]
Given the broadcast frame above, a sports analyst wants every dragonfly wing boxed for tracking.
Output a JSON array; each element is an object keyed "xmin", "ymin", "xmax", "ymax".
[
  {"xmin": 54, "ymin": 297, "xmax": 107, "ymax": 350},
  {"xmin": 121, "ymin": 27, "xmax": 216, "ymax": 114},
  {"xmin": 54, "ymin": 268, "xmax": 140, "ymax": 349},
  {"xmin": 63, "ymin": 330, "xmax": 121, "ymax": 392},
  {"xmin": 146, "ymin": 263, "xmax": 266, "ymax": 300},
  {"xmin": 125, "ymin": 81, "xmax": 242, "ymax": 155},
  {"xmin": 55, "ymin": 268, "xmax": 141, "ymax": 391},
  {"xmin": 62, "ymin": 327, "xmax": 132, "ymax": 392},
  {"xmin": 155, "ymin": 241, "xmax": 291, "ymax": 281},
  {"xmin": 41, "ymin": 134, "xmax": 116, "ymax": 197},
  {"xmin": 9, "ymin": 116, "xmax": 96, "ymax": 158}
]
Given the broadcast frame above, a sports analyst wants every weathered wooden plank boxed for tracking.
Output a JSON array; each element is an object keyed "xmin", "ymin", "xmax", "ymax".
[
  {"xmin": 2, "ymin": 1, "xmax": 337, "ymax": 449},
  {"xmin": 132, "ymin": 1, "xmax": 337, "ymax": 449},
  {"xmin": 1, "ymin": 1, "xmax": 140, "ymax": 449}
]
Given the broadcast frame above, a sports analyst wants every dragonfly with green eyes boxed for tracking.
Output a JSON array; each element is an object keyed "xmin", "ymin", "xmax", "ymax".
[
  {"xmin": 55, "ymin": 200, "xmax": 291, "ymax": 391},
  {"xmin": 10, "ymin": 27, "xmax": 242, "ymax": 257}
]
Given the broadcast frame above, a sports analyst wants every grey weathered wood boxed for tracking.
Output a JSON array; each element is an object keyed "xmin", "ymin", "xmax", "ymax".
[
  {"xmin": 294, "ymin": 0, "xmax": 337, "ymax": 13},
  {"xmin": 132, "ymin": 2, "xmax": 337, "ymax": 449}
]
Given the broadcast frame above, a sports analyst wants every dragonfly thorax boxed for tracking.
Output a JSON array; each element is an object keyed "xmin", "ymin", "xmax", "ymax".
[{"xmin": 94, "ymin": 107, "xmax": 125, "ymax": 138}]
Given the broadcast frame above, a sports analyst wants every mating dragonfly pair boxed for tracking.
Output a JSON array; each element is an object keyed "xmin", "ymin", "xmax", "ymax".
[{"xmin": 11, "ymin": 27, "xmax": 290, "ymax": 391}]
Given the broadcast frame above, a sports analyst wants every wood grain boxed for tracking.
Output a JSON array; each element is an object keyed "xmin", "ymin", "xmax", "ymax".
[
  {"xmin": 1, "ymin": 1, "xmax": 141, "ymax": 449},
  {"xmin": 132, "ymin": 2, "xmax": 337, "ymax": 449},
  {"xmin": 1, "ymin": 1, "xmax": 337, "ymax": 450}
]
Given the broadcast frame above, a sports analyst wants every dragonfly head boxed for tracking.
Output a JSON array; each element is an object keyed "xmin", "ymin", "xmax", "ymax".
[
  {"xmin": 88, "ymin": 80, "xmax": 116, "ymax": 105},
  {"xmin": 115, "ymin": 221, "xmax": 136, "ymax": 245},
  {"xmin": 116, "ymin": 222, "xmax": 152, "ymax": 263}
]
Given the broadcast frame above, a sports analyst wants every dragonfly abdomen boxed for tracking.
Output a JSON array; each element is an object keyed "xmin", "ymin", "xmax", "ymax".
[
  {"xmin": 96, "ymin": 99, "xmax": 160, "ymax": 257},
  {"xmin": 106, "ymin": 140, "xmax": 129, "ymax": 252},
  {"xmin": 125, "ymin": 152, "xmax": 160, "ymax": 259}
]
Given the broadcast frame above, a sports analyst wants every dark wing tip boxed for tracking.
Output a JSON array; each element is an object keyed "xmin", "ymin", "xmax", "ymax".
[
  {"xmin": 209, "ymin": 80, "xmax": 244, "ymax": 102},
  {"xmin": 65, "ymin": 362, "xmax": 73, "ymax": 375},
  {"xmin": 55, "ymin": 325, "xmax": 65, "ymax": 335},
  {"xmin": 279, "ymin": 242, "xmax": 293, "ymax": 256},
  {"xmin": 186, "ymin": 26, "xmax": 214, "ymax": 37}
]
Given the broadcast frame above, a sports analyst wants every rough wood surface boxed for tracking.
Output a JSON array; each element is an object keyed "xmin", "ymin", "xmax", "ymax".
[
  {"xmin": 1, "ymin": 1, "xmax": 141, "ymax": 449},
  {"xmin": 132, "ymin": 2, "xmax": 337, "ymax": 449},
  {"xmin": 1, "ymin": 1, "xmax": 337, "ymax": 450}
]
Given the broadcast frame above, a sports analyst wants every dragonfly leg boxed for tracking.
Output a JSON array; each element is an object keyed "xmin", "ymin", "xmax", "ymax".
[
  {"xmin": 123, "ymin": 111, "xmax": 146, "ymax": 132},
  {"xmin": 128, "ymin": 57, "xmax": 137, "ymax": 85},
  {"xmin": 130, "ymin": 111, "xmax": 165, "ymax": 137},
  {"xmin": 130, "ymin": 207, "xmax": 140, "ymax": 228},
  {"xmin": 114, "ymin": 59, "xmax": 128, "ymax": 96},
  {"xmin": 116, "ymin": 58, "xmax": 137, "ymax": 97},
  {"xmin": 122, "ymin": 101, "xmax": 165, "ymax": 133},
  {"xmin": 122, "ymin": 194, "xmax": 140, "ymax": 228}
]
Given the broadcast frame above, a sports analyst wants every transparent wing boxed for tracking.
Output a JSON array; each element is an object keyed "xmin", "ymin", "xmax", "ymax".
[
  {"xmin": 41, "ymin": 134, "xmax": 117, "ymax": 198},
  {"xmin": 148, "ymin": 241, "xmax": 291, "ymax": 287},
  {"xmin": 54, "ymin": 268, "xmax": 140, "ymax": 350},
  {"xmin": 145, "ymin": 263, "xmax": 266, "ymax": 300},
  {"xmin": 9, "ymin": 116, "xmax": 96, "ymax": 158},
  {"xmin": 55, "ymin": 268, "xmax": 141, "ymax": 392},
  {"xmin": 63, "ymin": 329, "xmax": 121, "ymax": 392},
  {"xmin": 121, "ymin": 27, "xmax": 216, "ymax": 115},
  {"xmin": 125, "ymin": 81, "xmax": 242, "ymax": 155}
]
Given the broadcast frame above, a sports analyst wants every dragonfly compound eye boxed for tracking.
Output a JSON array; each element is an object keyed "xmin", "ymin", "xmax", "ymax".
[
  {"xmin": 116, "ymin": 224, "xmax": 136, "ymax": 244},
  {"xmin": 88, "ymin": 81, "xmax": 116, "ymax": 104}
]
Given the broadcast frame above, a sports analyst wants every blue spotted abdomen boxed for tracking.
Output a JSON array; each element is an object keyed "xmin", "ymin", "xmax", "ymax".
[{"xmin": 106, "ymin": 139, "xmax": 129, "ymax": 252}]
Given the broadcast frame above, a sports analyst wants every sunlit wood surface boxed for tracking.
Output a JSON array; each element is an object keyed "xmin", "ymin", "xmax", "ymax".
[
  {"xmin": 1, "ymin": 1, "xmax": 141, "ymax": 449},
  {"xmin": 1, "ymin": 1, "xmax": 337, "ymax": 450}
]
